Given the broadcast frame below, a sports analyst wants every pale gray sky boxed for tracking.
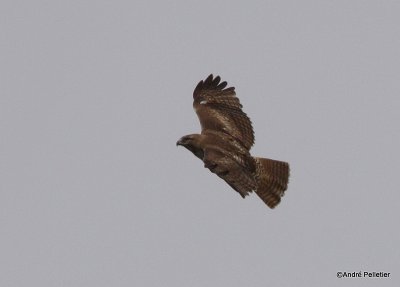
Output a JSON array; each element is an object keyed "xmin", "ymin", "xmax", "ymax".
[{"xmin": 1, "ymin": 1, "xmax": 399, "ymax": 286}]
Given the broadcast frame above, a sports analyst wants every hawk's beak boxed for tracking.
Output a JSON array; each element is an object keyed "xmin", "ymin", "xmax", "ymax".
[{"xmin": 176, "ymin": 139, "xmax": 183, "ymax": 146}]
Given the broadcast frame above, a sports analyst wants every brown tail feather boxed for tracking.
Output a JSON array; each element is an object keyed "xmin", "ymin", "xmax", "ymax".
[{"xmin": 254, "ymin": 157, "xmax": 290, "ymax": 208}]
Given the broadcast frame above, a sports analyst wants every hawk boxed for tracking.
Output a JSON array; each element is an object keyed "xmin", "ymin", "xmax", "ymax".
[{"xmin": 177, "ymin": 75, "xmax": 290, "ymax": 208}]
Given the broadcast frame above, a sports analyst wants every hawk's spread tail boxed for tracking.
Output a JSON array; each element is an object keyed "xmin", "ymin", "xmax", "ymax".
[{"xmin": 254, "ymin": 157, "xmax": 290, "ymax": 208}]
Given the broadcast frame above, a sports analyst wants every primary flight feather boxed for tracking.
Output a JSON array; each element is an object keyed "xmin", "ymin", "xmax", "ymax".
[{"xmin": 177, "ymin": 74, "xmax": 290, "ymax": 208}]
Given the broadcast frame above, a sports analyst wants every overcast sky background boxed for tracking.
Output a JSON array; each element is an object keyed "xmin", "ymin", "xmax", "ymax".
[{"xmin": 1, "ymin": 1, "xmax": 399, "ymax": 286}]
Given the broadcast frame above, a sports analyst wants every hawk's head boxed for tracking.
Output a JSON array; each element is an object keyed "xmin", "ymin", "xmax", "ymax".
[{"xmin": 176, "ymin": 134, "xmax": 204, "ymax": 160}]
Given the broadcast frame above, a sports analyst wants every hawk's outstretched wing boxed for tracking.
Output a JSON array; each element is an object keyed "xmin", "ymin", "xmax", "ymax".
[{"xmin": 193, "ymin": 74, "xmax": 255, "ymax": 150}]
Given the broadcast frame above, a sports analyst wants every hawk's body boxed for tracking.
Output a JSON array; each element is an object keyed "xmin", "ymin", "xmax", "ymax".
[{"xmin": 177, "ymin": 75, "xmax": 289, "ymax": 208}]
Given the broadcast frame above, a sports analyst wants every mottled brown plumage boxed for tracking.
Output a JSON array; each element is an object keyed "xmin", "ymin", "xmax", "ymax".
[{"xmin": 177, "ymin": 75, "xmax": 290, "ymax": 208}]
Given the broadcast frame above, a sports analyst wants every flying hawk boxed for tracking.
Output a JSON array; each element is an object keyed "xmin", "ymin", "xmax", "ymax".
[{"xmin": 177, "ymin": 75, "xmax": 290, "ymax": 208}]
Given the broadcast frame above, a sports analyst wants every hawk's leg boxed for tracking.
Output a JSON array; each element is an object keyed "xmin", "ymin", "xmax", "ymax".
[
  {"xmin": 203, "ymin": 148, "xmax": 230, "ymax": 175},
  {"xmin": 204, "ymin": 159, "xmax": 217, "ymax": 171}
]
